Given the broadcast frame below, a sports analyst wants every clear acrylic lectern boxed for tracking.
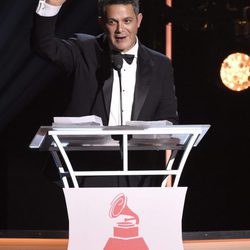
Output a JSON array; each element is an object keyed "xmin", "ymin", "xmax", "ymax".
[{"xmin": 30, "ymin": 124, "xmax": 210, "ymax": 250}]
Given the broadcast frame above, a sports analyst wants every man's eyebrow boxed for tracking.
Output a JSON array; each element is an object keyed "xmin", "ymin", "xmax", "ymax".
[
  {"xmin": 106, "ymin": 16, "xmax": 134, "ymax": 20},
  {"xmin": 105, "ymin": 18, "xmax": 118, "ymax": 23}
]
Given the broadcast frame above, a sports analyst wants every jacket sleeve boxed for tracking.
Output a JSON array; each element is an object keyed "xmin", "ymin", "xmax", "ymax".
[
  {"xmin": 157, "ymin": 58, "xmax": 178, "ymax": 124},
  {"xmin": 30, "ymin": 13, "xmax": 81, "ymax": 74}
]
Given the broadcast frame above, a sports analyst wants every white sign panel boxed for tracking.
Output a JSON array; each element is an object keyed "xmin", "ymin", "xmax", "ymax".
[{"xmin": 64, "ymin": 187, "xmax": 187, "ymax": 250}]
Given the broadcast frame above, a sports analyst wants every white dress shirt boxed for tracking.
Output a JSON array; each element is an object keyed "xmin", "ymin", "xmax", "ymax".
[
  {"xmin": 36, "ymin": 0, "xmax": 62, "ymax": 16},
  {"xmin": 108, "ymin": 44, "xmax": 138, "ymax": 126}
]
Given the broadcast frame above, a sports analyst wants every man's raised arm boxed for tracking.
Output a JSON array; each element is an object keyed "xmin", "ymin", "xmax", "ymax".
[
  {"xmin": 32, "ymin": 0, "xmax": 76, "ymax": 73},
  {"xmin": 46, "ymin": 0, "xmax": 66, "ymax": 5}
]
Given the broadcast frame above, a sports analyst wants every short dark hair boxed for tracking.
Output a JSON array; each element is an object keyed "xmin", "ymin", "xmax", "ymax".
[{"xmin": 98, "ymin": 0, "xmax": 140, "ymax": 17}]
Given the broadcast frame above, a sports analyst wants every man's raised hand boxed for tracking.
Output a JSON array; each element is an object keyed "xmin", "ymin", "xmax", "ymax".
[{"xmin": 46, "ymin": 0, "xmax": 66, "ymax": 6}]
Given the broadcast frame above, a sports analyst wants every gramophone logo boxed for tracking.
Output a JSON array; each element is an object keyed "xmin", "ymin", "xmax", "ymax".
[{"xmin": 104, "ymin": 193, "xmax": 149, "ymax": 250}]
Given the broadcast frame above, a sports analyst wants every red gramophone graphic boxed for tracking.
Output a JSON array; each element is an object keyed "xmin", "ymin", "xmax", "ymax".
[{"xmin": 104, "ymin": 193, "xmax": 149, "ymax": 250}]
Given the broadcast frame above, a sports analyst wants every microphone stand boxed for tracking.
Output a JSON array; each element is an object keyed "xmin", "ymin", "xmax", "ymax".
[
  {"xmin": 111, "ymin": 53, "xmax": 131, "ymax": 187},
  {"xmin": 111, "ymin": 53, "xmax": 124, "ymax": 165},
  {"xmin": 117, "ymin": 69, "xmax": 123, "ymax": 126},
  {"xmin": 111, "ymin": 53, "xmax": 124, "ymax": 126},
  {"xmin": 117, "ymin": 68, "xmax": 124, "ymax": 164}
]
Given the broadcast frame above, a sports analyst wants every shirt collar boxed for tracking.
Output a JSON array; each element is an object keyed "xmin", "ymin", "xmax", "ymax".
[{"xmin": 121, "ymin": 37, "xmax": 139, "ymax": 58}]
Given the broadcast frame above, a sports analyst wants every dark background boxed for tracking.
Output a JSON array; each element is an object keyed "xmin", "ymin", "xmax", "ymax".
[{"xmin": 0, "ymin": 0, "xmax": 249, "ymax": 232}]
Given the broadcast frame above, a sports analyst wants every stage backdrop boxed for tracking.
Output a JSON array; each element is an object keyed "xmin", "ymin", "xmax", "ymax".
[{"xmin": 0, "ymin": 0, "xmax": 249, "ymax": 233}]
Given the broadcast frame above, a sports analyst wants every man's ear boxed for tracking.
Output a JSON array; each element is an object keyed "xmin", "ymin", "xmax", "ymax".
[{"xmin": 137, "ymin": 13, "xmax": 143, "ymax": 28}]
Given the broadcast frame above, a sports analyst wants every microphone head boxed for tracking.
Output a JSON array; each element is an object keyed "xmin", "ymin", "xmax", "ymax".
[{"xmin": 111, "ymin": 53, "xmax": 123, "ymax": 71}]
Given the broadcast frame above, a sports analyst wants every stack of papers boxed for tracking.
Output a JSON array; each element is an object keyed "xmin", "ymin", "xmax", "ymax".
[
  {"xmin": 125, "ymin": 120, "xmax": 172, "ymax": 128},
  {"xmin": 52, "ymin": 115, "xmax": 103, "ymax": 129},
  {"xmin": 126, "ymin": 120, "xmax": 175, "ymax": 144}
]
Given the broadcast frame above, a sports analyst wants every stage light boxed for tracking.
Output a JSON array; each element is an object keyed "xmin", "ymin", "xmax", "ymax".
[{"xmin": 220, "ymin": 52, "xmax": 250, "ymax": 91}]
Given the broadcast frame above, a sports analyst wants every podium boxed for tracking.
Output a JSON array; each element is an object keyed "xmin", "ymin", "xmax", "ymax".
[{"xmin": 30, "ymin": 124, "xmax": 210, "ymax": 250}]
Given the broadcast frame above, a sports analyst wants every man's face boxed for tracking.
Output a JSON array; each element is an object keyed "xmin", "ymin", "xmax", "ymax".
[{"xmin": 100, "ymin": 4, "xmax": 143, "ymax": 52}]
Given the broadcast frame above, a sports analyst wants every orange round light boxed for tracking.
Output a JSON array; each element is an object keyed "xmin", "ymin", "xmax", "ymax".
[{"xmin": 220, "ymin": 52, "xmax": 250, "ymax": 91}]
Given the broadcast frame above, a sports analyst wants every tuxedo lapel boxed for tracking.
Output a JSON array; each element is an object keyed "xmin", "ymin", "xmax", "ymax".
[
  {"xmin": 131, "ymin": 45, "xmax": 154, "ymax": 120},
  {"xmin": 95, "ymin": 34, "xmax": 113, "ymax": 125},
  {"xmin": 102, "ymin": 72, "xmax": 113, "ymax": 119}
]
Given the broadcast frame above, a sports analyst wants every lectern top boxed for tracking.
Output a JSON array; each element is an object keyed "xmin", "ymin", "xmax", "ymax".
[{"xmin": 29, "ymin": 124, "xmax": 210, "ymax": 150}]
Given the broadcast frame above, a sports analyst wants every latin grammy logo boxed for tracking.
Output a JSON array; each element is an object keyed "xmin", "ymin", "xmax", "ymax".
[{"xmin": 104, "ymin": 193, "xmax": 149, "ymax": 250}]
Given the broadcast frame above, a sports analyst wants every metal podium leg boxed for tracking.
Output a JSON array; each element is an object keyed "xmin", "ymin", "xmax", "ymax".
[
  {"xmin": 172, "ymin": 132, "xmax": 200, "ymax": 187},
  {"xmin": 51, "ymin": 134, "xmax": 79, "ymax": 188},
  {"xmin": 50, "ymin": 151, "xmax": 69, "ymax": 188},
  {"xmin": 122, "ymin": 134, "xmax": 128, "ymax": 172}
]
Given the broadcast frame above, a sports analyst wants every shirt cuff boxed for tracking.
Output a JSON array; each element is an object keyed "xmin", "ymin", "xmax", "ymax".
[{"xmin": 36, "ymin": 1, "xmax": 62, "ymax": 17}]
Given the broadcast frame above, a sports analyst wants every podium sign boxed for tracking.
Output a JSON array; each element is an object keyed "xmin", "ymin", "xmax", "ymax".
[{"xmin": 64, "ymin": 187, "xmax": 187, "ymax": 250}]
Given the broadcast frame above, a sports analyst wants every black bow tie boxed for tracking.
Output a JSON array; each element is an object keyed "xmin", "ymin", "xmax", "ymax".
[
  {"xmin": 121, "ymin": 53, "xmax": 135, "ymax": 65},
  {"xmin": 111, "ymin": 51, "xmax": 135, "ymax": 65}
]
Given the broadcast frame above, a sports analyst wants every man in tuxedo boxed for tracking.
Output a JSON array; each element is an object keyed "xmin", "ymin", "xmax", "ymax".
[{"xmin": 31, "ymin": 0, "xmax": 178, "ymax": 187}]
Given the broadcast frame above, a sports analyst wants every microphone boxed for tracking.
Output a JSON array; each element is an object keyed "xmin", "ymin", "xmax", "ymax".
[
  {"xmin": 111, "ymin": 53, "xmax": 124, "ymax": 126},
  {"xmin": 111, "ymin": 53, "xmax": 123, "ymax": 71}
]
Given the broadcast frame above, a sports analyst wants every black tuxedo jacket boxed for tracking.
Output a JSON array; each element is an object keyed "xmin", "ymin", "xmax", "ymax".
[
  {"xmin": 31, "ymin": 14, "xmax": 178, "ymax": 187},
  {"xmin": 31, "ymin": 14, "xmax": 178, "ymax": 125}
]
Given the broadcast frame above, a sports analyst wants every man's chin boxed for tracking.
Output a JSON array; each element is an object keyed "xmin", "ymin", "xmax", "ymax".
[{"xmin": 112, "ymin": 43, "xmax": 131, "ymax": 53}]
